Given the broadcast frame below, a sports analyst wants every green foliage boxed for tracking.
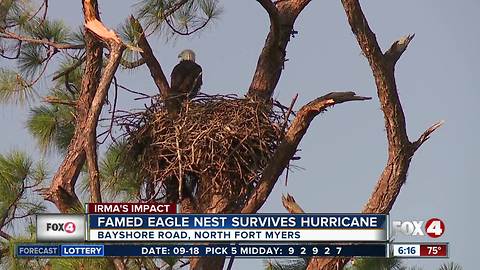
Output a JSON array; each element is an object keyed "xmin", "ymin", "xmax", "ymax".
[
  {"xmin": 18, "ymin": 43, "xmax": 45, "ymax": 80},
  {"xmin": 118, "ymin": 18, "xmax": 144, "ymax": 67},
  {"xmin": 345, "ymin": 258, "xmax": 463, "ymax": 270},
  {"xmin": 347, "ymin": 257, "xmax": 406, "ymax": 270},
  {"xmin": 2, "ymin": 0, "xmax": 34, "ymax": 30},
  {"xmin": 264, "ymin": 258, "xmax": 307, "ymax": 270},
  {"xmin": 159, "ymin": 256, "xmax": 181, "ymax": 268},
  {"xmin": 135, "ymin": 0, "xmax": 222, "ymax": 37},
  {"xmin": 16, "ymin": 19, "xmax": 73, "ymax": 79},
  {"xmin": 55, "ymin": 57, "xmax": 84, "ymax": 91},
  {"xmin": 438, "ymin": 262, "xmax": 462, "ymax": 270},
  {"xmin": 0, "ymin": 151, "xmax": 47, "ymax": 231},
  {"xmin": 1, "ymin": 1, "xmax": 216, "ymax": 270},
  {"xmin": 70, "ymin": 26, "xmax": 86, "ymax": 47},
  {"xmin": 49, "ymin": 257, "xmax": 113, "ymax": 270},
  {"xmin": 96, "ymin": 140, "xmax": 144, "ymax": 201},
  {"xmin": 27, "ymin": 19, "xmax": 70, "ymax": 43},
  {"xmin": 26, "ymin": 104, "xmax": 75, "ymax": 154},
  {"xmin": 26, "ymin": 57, "xmax": 81, "ymax": 153},
  {"xmin": 0, "ymin": 237, "xmax": 48, "ymax": 270},
  {"xmin": 0, "ymin": 69, "xmax": 36, "ymax": 105}
]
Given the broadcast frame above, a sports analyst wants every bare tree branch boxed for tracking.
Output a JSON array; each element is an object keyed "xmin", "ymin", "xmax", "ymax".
[
  {"xmin": 40, "ymin": 2, "xmax": 128, "ymax": 270},
  {"xmin": 248, "ymin": 0, "xmax": 312, "ymax": 100},
  {"xmin": 242, "ymin": 92, "xmax": 371, "ymax": 214},
  {"xmin": 164, "ymin": 17, "xmax": 212, "ymax": 36},
  {"xmin": 412, "ymin": 120, "xmax": 444, "ymax": 152},
  {"xmin": 130, "ymin": 16, "xmax": 170, "ymax": 99},
  {"xmin": 42, "ymin": 0, "xmax": 125, "ymax": 211},
  {"xmin": 0, "ymin": 230, "xmax": 11, "ymax": 240},
  {"xmin": 43, "ymin": 96, "xmax": 76, "ymax": 106},
  {"xmin": 112, "ymin": 259, "xmax": 127, "ymax": 270},
  {"xmin": 282, "ymin": 193, "xmax": 304, "ymax": 214},
  {"xmin": 307, "ymin": 1, "xmax": 442, "ymax": 269},
  {"xmin": 189, "ymin": 257, "xmax": 226, "ymax": 270},
  {"xmin": 130, "ymin": 16, "xmax": 180, "ymax": 113},
  {"xmin": 0, "ymin": 30, "xmax": 84, "ymax": 50},
  {"xmin": 40, "ymin": 0, "xmax": 99, "ymax": 212},
  {"xmin": 84, "ymin": 1, "xmax": 125, "ymax": 204},
  {"xmin": 384, "ymin": 34, "xmax": 415, "ymax": 64},
  {"xmin": 339, "ymin": 0, "xmax": 443, "ymax": 215},
  {"xmin": 258, "ymin": 0, "xmax": 280, "ymax": 33},
  {"xmin": 52, "ymin": 56, "xmax": 85, "ymax": 81}
]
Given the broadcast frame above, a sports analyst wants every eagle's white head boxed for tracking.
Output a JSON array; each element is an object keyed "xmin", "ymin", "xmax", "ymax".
[{"xmin": 178, "ymin": 49, "xmax": 196, "ymax": 62}]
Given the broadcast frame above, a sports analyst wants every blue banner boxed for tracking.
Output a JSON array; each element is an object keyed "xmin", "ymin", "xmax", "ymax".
[
  {"xmin": 88, "ymin": 214, "xmax": 387, "ymax": 229},
  {"xmin": 60, "ymin": 245, "xmax": 104, "ymax": 256},
  {"xmin": 16, "ymin": 243, "xmax": 387, "ymax": 257},
  {"xmin": 16, "ymin": 245, "xmax": 60, "ymax": 257}
]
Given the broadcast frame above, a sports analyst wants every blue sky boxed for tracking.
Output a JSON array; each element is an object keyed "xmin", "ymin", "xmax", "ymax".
[{"xmin": 1, "ymin": 1, "xmax": 478, "ymax": 269}]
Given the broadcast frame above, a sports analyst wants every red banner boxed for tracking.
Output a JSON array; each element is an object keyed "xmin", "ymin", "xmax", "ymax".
[{"xmin": 87, "ymin": 203, "xmax": 176, "ymax": 214}]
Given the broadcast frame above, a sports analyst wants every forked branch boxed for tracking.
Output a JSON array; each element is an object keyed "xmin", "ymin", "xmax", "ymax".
[
  {"xmin": 130, "ymin": 16, "xmax": 170, "ymax": 100},
  {"xmin": 248, "ymin": 0, "xmax": 312, "ymax": 100},
  {"xmin": 307, "ymin": 1, "xmax": 442, "ymax": 269},
  {"xmin": 282, "ymin": 193, "xmax": 305, "ymax": 214},
  {"xmin": 242, "ymin": 92, "xmax": 371, "ymax": 214},
  {"xmin": 0, "ymin": 30, "xmax": 84, "ymax": 50},
  {"xmin": 42, "ymin": 0, "xmax": 125, "ymax": 211}
]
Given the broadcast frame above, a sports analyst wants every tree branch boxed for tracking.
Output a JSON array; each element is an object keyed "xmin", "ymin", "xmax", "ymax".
[
  {"xmin": 384, "ymin": 34, "xmax": 415, "ymax": 64},
  {"xmin": 0, "ymin": 230, "xmax": 11, "ymax": 240},
  {"xmin": 52, "ymin": 56, "xmax": 85, "ymax": 81},
  {"xmin": 130, "ymin": 16, "xmax": 180, "ymax": 113},
  {"xmin": 164, "ymin": 17, "xmax": 212, "ymax": 36},
  {"xmin": 248, "ymin": 0, "xmax": 312, "ymax": 100},
  {"xmin": 43, "ymin": 96, "xmax": 76, "ymax": 106},
  {"xmin": 242, "ymin": 92, "xmax": 371, "ymax": 214},
  {"xmin": 120, "ymin": 57, "xmax": 146, "ymax": 69},
  {"xmin": 84, "ymin": 2, "xmax": 125, "ymax": 204},
  {"xmin": 42, "ymin": 0, "xmax": 125, "ymax": 212},
  {"xmin": 163, "ymin": 0, "xmax": 190, "ymax": 18},
  {"xmin": 282, "ymin": 193, "xmax": 304, "ymax": 214},
  {"xmin": 130, "ymin": 16, "xmax": 170, "ymax": 99},
  {"xmin": 43, "ymin": 2, "xmax": 128, "ymax": 270},
  {"xmin": 40, "ymin": 0, "xmax": 103, "ymax": 213},
  {"xmin": 412, "ymin": 120, "xmax": 444, "ymax": 152},
  {"xmin": 307, "ymin": 1, "xmax": 442, "ymax": 269},
  {"xmin": 258, "ymin": 0, "xmax": 280, "ymax": 37},
  {"xmin": 0, "ymin": 30, "xmax": 84, "ymax": 50}
]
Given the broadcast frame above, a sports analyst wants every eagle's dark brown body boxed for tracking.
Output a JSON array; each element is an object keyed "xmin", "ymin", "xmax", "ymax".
[{"xmin": 170, "ymin": 60, "xmax": 202, "ymax": 100}]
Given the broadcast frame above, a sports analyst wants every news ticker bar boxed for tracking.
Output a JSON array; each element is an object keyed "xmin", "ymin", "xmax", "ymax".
[
  {"xmin": 16, "ymin": 243, "xmax": 448, "ymax": 258},
  {"xmin": 37, "ymin": 212, "xmax": 388, "ymax": 242},
  {"xmin": 16, "ymin": 243, "xmax": 387, "ymax": 257},
  {"xmin": 15, "ymin": 243, "xmax": 449, "ymax": 258}
]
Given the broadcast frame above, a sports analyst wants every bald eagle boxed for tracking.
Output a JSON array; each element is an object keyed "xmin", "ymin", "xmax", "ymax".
[{"xmin": 170, "ymin": 49, "xmax": 202, "ymax": 101}]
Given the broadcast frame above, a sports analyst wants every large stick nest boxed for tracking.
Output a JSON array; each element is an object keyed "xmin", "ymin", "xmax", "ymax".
[{"xmin": 125, "ymin": 94, "xmax": 289, "ymax": 210}]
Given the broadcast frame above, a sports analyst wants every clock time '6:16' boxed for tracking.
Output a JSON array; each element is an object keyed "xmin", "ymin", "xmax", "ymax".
[{"xmin": 398, "ymin": 246, "xmax": 416, "ymax": 255}]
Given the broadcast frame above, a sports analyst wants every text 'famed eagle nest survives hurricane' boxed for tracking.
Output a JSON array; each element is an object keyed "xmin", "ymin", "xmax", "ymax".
[{"xmin": 125, "ymin": 94, "xmax": 290, "ymax": 211}]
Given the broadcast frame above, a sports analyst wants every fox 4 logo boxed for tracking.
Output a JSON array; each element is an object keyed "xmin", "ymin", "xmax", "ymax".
[
  {"xmin": 392, "ymin": 218, "xmax": 445, "ymax": 238},
  {"xmin": 46, "ymin": 221, "xmax": 76, "ymax": 234}
]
